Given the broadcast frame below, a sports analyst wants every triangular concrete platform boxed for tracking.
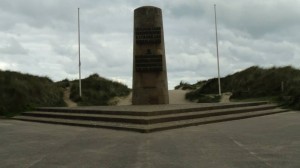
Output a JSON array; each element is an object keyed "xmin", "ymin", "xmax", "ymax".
[{"xmin": 13, "ymin": 101, "xmax": 289, "ymax": 133}]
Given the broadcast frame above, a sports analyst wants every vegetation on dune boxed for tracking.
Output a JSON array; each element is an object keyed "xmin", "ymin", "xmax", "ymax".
[
  {"xmin": 0, "ymin": 70, "xmax": 130, "ymax": 117},
  {"xmin": 0, "ymin": 70, "xmax": 66, "ymax": 117},
  {"xmin": 182, "ymin": 66, "xmax": 300, "ymax": 109},
  {"xmin": 70, "ymin": 74, "xmax": 130, "ymax": 106},
  {"xmin": 174, "ymin": 81, "xmax": 206, "ymax": 90},
  {"xmin": 3, "ymin": 65, "xmax": 298, "ymax": 118},
  {"xmin": 55, "ymin": 78, "xmax": 70, "ymax": 88},
  {"xmin": 185, "ymin": 93, "xmax": 221, "ymax": 103},
  {"xmin": 174, "ymin": 81, "xmax": 220, "ymax": 103}
]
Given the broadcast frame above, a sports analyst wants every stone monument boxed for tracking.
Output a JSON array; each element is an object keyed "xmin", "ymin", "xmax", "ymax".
[{"xmin": 132, "ymin": 6, "xmax": 169, "ymax": 105}]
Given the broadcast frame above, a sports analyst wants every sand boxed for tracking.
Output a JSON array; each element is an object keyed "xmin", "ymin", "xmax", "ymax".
[
  {"xmin": 65, "ymin": 89, "xmax": 231, "ymax": 107},
  {"xmin": 115, "ymin": 89, "xmax": 197, "ymax": 105},
  {"xmin": 63, "ymin": 87, "xmax": 78, "ymax": 107}
]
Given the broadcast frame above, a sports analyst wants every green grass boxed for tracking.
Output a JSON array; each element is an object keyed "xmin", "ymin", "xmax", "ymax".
[
  {"xmin": 70, "ymin": 74, "xmax": 130, "ymax": 106},
  {"xmin": 230, "ymin": 96, "xmax": 278, "ymax": 102},
  {"xmin": 174, "ymin": 80, "xmax": 205, "ymax": 90},
  {"xmin": 185, "ymin": 93, "xmax": 220, "ymax": 103},
  {"xmin": 0, "ymin": 70, "xmax": 66, "ymax": 117},
  {"xmin": 0, "ymin": 71, "xmax": 131, "ymax": 117},
  {"xmin": 184, "ymin": 66, "xmax": 300, "ymax": 110}
]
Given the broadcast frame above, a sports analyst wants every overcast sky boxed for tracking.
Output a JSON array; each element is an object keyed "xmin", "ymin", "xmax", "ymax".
[{"xmin": 1, "ymin": 0, "xmax": 300, "ymax": 89}]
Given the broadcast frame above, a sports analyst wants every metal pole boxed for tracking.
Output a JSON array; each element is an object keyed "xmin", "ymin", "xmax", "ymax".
[
  {"xmin": 78, "ymin": 8, "xmax": 82, "ymax": 97},
  {"xmin": 214, "ymin": 4, "xmax": 221, "ymax": 96}
]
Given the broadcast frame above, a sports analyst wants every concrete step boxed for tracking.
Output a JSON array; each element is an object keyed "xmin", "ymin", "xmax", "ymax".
[
  {"xmin": 34, "ymin": 101, "xmax": 269, "ymax": 116},
  {"xmin": 14, "ymin": 108, "xmax": 290, "ymax": 133},
  {"xmin": 13, "ymin": 102, "xmax": 290, "ymax": 132},
  {"xmin": 147, "ymin": 108, "xmax": 290, "ymax": 132},
  {"xmin": 20, "ymin": 104, "xmax": 278, "ymax": 124},
  {"xmin": 13, "ymin": 115, "xmax": 145, "ymax": 132}
]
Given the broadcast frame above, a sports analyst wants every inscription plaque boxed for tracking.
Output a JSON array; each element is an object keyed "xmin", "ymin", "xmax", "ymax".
[
  {"xmin": 135, "ymin": 54, "xmax": 162, "ymax": 72},
  {"xmin": 135, "ymin": 27, "xmax": 161, "ymax": 44}
]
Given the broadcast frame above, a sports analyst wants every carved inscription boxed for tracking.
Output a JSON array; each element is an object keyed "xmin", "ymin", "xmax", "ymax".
[
  {"xmin": 135, "ymin": 55, "xmax": 162, "ymax": 72},
  {"xmin": 135, "ymin": 27, "xmax": 161, "ymax": 44}
]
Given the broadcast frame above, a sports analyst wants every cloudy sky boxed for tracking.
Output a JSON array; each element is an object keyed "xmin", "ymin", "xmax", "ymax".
[{"xmin": 1, "ymin": 0, "xmax": 300, "ymax": 89}]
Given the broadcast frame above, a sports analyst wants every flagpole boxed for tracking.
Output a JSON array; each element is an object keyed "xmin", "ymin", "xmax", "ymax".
[
  {"xmin": 214, "ymin": 4, "xmax": 221, "ymax": 96},
  {"xmin": 78, "ymin": 8, "xmax": 82, "ymax": 98}
]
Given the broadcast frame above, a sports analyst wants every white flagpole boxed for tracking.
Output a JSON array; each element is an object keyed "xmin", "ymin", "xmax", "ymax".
[
  {"xmin": 78, "ymin": 8, "xmax": 82, "ymax": 97},
  {"xmin": 214, "ymin": 4, "xmax": 221, "ymax": 96}
]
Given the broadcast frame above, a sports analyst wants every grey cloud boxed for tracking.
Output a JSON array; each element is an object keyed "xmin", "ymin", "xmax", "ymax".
[
  {"xmin": 0, "ymin": 38, "xmax": 28, "ymax": 55},
  {"xmin": 164, "ymin": 1, "xmax": 205, "ymax": 19},
  {"xmin": 213, "ymin": 0, "xmax": 300, "ymax": 38},
  {"xmin": 0, "ymin": 0, "xmax": 77, "ymax": 31},
  {"xmin": 1, "ymin": 0, "xmax": 300, "ymax": 89}
]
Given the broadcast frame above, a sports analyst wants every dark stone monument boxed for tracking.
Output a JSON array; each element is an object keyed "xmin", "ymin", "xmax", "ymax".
[{"xmin": 132, "ymin": 6, "xmax": 169, "ymax": 105}]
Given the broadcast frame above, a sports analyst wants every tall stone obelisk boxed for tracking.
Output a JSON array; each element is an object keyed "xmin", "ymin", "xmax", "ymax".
[{"xmin": 132, "ymin": 6, "xmax": 169, "ymax": 105}]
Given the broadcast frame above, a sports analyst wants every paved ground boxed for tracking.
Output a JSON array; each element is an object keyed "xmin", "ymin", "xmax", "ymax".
[{"xmin": 1, "ymin": 111, "xmax": 299, "ymax": 168}]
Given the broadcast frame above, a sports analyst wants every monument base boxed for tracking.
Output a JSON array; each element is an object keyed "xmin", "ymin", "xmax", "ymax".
[{"xmin": 13, "ymin": 102, "xmax": 287, "ymax": 133}]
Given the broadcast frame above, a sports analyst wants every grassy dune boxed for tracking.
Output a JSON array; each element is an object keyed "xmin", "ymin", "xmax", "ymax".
[
  {"xmin": 0, "ymin": 70, "xmax": 65, "ymax": 117},
  {"xmin": 179, "ymin": 66, "xmax": 300, "ymax": 109},
  {"xmin": 0, "ymin": 71, "xmax": 130, "ymax": 117},
  {"xmin": 69, "ymin": 74, "xmax": 130, "ymax": 106}
]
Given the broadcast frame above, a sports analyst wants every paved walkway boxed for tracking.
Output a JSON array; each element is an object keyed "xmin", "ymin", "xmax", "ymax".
[{"xmin": 1, "ymin": 111, "xmax": 300, "ymax": 168}]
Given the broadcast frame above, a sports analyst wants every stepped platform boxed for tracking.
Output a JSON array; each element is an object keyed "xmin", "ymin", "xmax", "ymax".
[{"xmin": 13, "ymin": 101, "xmax": 289, "ymax": 133}]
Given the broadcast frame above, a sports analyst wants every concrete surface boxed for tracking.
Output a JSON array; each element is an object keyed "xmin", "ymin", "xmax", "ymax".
[{"xmin": 1, "ymin": 111, "xmax": 299, "ymax": 168}]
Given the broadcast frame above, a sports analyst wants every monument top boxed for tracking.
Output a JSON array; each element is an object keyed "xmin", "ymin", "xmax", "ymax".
[{"xmin": 135, "ymin": 6, "xmax": 160, "ymax": 10}]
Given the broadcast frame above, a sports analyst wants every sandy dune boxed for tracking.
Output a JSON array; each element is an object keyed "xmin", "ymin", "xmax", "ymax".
[
  {"xmin": 64, "ymin": 89, "xmax": 231, "ymax": 107},
  {"xmin": 115, "ymin": 90, "xmax": 197, "ymax": 105}
]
